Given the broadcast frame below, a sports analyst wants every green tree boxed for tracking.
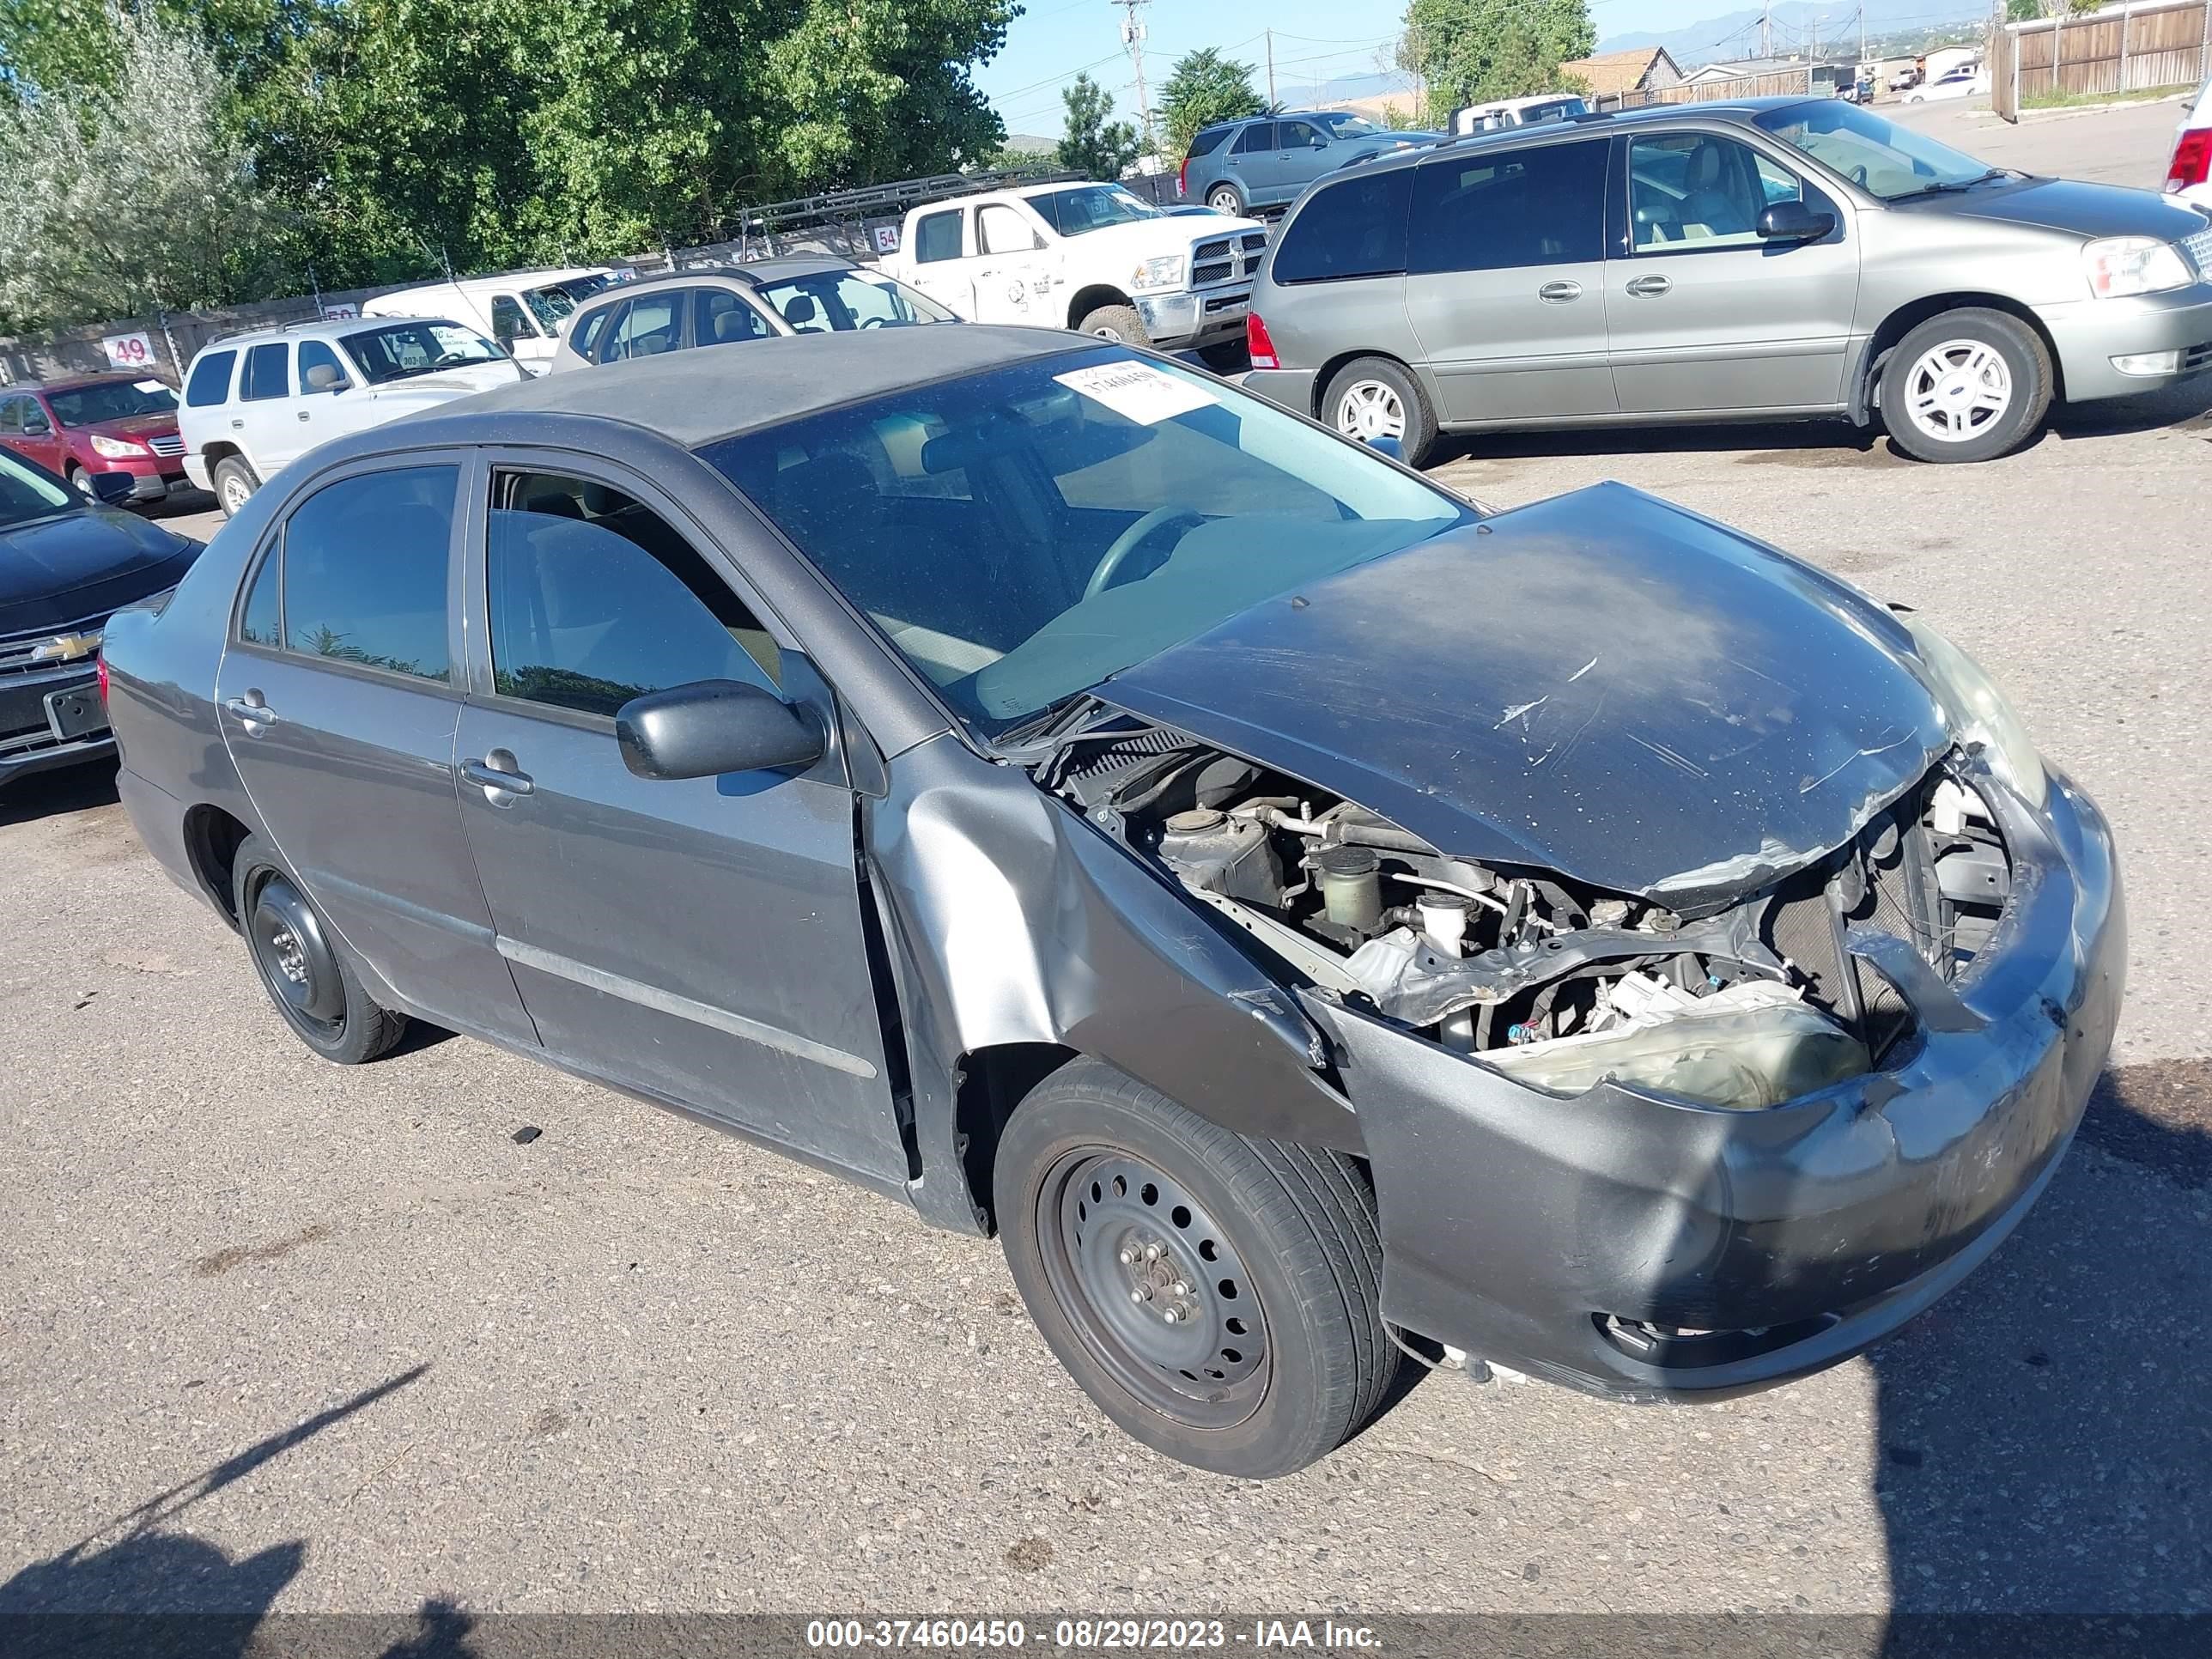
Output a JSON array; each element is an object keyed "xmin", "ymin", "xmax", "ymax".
[
  {"xmin": 1159, "ymin": 47, "xmax": 1263, "ymax": 157},
  {"xmin": 1399, "ymin": 0, "xmax": 1595, "ymax": 108},
  {"xmin": 0, "ymin": 11, "xmax": 283, "ymax": 329},
  {"xmin": 1056, "ymin": 70, "xmax": 1137, "ymax": 179}
]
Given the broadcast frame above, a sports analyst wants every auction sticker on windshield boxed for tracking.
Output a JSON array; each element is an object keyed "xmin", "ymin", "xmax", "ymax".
[{"xmin": 1054, "ymin": 361, "xmax": 1215, "ymax": 425}]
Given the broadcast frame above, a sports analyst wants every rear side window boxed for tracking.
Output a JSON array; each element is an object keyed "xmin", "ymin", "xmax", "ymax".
[
  {"xmin": 1232, "ymin": 122, "xmax": 1278, "ymax": 155},
  {"xmin": 185, "ymin": 349, "xmax": 237, "ymax": 407},
  {"xmin": 280, "ymin": 465, "xmax": 457, "ymax": 683},
  {"xmin": 238, "ymin": 550, "xmax": 281, "ymax": 646},
  {"xmin": 569, "ymin": 303, "xmax": 614, "ymax": 361},
  {"xmin": 914, "ymin": 210, "xmax": 963, "ymax": 264},
  {"xmin": 1186, "ymin": 125, "xmax": 1233, "ymax": 159},
  {"xmin": 1408, "ymin": 138, "xmax": 1607, "ymax": 273},
  {"xmin": 0, "ymin": 399, "xmax": 20, "ymax": 434},
  {"xmin": 1273, "ymin": 170, "xmax": 1413, "ymax": 283},
  {"xmin": 240, "ymin": 342, "xmax": 290, "ymax": 401}
]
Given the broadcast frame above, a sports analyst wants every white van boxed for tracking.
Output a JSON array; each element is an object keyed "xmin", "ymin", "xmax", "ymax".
[
  {"xmin": 361, "ymin": 268, "xmax": 617, "ymax": 375},
  {"xmin": 1448, "ymin": 94, "xmax": 1589, "ymax": 137}
]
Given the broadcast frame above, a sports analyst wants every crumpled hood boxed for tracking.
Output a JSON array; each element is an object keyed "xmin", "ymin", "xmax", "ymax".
[
  {"xmin": 0, "ymin": 506, "xmax": 200, "ymax": 634},
  {"xmin": 1911, "ymin": 174, "xmax": 2209, "ymax": 242},
  {"xmin": 1100, "ymin": 483, "xmax": 1953, "ymax": 915}
]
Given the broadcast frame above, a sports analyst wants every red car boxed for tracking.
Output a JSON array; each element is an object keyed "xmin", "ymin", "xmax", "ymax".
[{"xmin": 0, "ymin": 374, "xmax": 191, "ymax": 507}]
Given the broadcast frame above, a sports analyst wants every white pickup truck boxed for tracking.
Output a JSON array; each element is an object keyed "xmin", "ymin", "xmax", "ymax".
[{"xmin": 876, "ymin": 181, "xmax": 1267, "ymax": 353}]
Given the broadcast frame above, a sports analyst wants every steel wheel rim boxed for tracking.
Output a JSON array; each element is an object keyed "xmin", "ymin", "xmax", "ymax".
[
  {"xmin": 1036, "ymin": 1148, "xmax": 1269, "ymax": 1430},
  {"xmin": 1335, "ymin": 380, "xmax": 1406, "ymax": 442},
  {"xmin": 249, "ymin": 875, "xmax": 344, "ymax": 1036},
  {"xmin": 1903, "ymin": 338, "xmax": 2013, "ymax": 443}
]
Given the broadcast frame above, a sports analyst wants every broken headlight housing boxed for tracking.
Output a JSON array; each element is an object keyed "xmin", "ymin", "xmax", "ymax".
[{"xmin": 1900, "ymin": 614, "xmax": 2045, "ymax": 809}]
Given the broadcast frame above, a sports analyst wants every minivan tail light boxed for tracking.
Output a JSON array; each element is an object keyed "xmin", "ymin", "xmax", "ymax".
[
  {"xmin": 1247, "ymin": 312, "xmax": 1279, "ymax": 371},
  {"xmin": 2168, "ymin": 127, "xmax": 2212, "ymax": 191},
  {"xmin": 1177, "ymin": 157, "xmax": 1189, "ymax": 198}
]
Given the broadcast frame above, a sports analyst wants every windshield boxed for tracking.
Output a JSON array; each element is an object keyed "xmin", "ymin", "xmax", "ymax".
[
  {"xmin": 1755, "ymin": 100, "xmax": 1997, "ymax": 200},
  {"xmin": 753, "ymin": 269, "xmax": 957, "ymax": 331},
  {"xmin": 341, "ymin": 320, "xmax": 507, "ymax": 383},
  {"xmin": 1317, "ymin": 113, "xmax": 1381, "ymax": 137},
  {"xmin": 1025, "ymin": 185, "xmax": 1163, "ymax": 236},
  {"xmin": 0, "ymin": 449, "xmax": 76, "ymax": 528},
  {"xmin": 702, "ymin": 348, "xmax": 1469, "ymax": 735},
  {"xmin": 48, "ymin": 380, "xmax": 178, "ymax": 427},
  {"xmin": 523, "ymin": 275, "xmax": 611, "ymax": 331}
]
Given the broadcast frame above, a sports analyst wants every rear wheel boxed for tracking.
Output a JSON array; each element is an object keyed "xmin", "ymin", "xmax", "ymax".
[
  {"xmin": 212, "ymin": 455, "xmax": 260, "ymax": 517},
  {"xmin": 1077, "ymin": 303, "xmax": 1149, "ymax": 345},
  {"xmin": 233, "ymin": 834, "xmax": 407, "ymax": 1065},
  {"xmin": 1880, "ymin": 307, "xmax": 2051, "ymax": 464},
  {"xmin": 995, "ymin": 1058, "xmax": 1395, "ymax": 1479},
  {"xmin": 1206, "ymin": 183, "xmax": 1244, "ymax": 216},
  {"xmin": 1322, "ymin": 356, "xmax": 1439, "ymax": 468}
]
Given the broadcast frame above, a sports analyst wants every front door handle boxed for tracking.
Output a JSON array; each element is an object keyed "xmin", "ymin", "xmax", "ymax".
[
  {"xmin": 1625, "ymin": 274, "xmax": 1673, "ymax": 298},
  {"xmin": 1537, "ymin": 279, "xmax": 1583, "ymax": 303},
  {"xmin": 222, "ymin": 693, "xmax": 276, "ymax": 726},
  {"xmin": 461, "ymin": 754, "xmax": 534, "ymax": 799}
]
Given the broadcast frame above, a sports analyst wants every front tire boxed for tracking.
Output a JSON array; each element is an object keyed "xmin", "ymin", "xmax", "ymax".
[
  {"xmin": 212, "ymin": 455, "xmax": 260, "ymax": 518},
  {"xmin": 66, "ymin": 464, "xmax": 95, "ymax": 500},
  {"xmin": 995, "ymin": 1058, "xmax": 1395, "ymax": 1479},
  {"xmin": 1880, "ymin": 307, "xmax": 2051, "ymax": 464},
  {"xmin": 233, "ymin": 834, "xmax": 407, "ymax": 1065},
  {"xmin": 1076, "ymin": 302, "xmax": 1149, "ymax": 345},
  {"xmin": 1322, "ymin": 356, "xmax": 1439, "ymax": 468}
]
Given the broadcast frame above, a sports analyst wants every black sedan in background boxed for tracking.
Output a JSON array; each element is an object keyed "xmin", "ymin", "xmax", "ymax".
[{"xmin": 1, "ymin": 447, "xmax": 200, "ymax": 787}]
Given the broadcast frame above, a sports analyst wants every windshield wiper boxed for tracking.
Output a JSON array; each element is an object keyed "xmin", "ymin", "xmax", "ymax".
[{"xmin": 1889, "ymin": 167, "xmax": 2008, "ymax": 202}]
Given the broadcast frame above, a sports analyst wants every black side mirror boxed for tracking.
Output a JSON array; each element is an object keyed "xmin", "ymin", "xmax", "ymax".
[
  {"xmin": 616, "ymin": 678, "xmax": 823, "ymax": 781},
  {"xmin": 88, "ymin": 472, "xmax": 137, "ymax": 506},
  {"xmin": 1758, "ymin": 200, "xmax": 1836, "ymax": 242}
]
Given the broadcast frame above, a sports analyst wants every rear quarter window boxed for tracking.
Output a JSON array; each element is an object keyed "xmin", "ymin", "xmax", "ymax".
[
  {"xmin": 1273, "ymin": 171, "xmax": 1414, "ymax": 283},
  {"xmin": 185, "ymin": 350, "xmax": 238, "ymax": 407},
  {"xmin": 1187, "ymin": 126, "xmax": 1233, "ymax": 159}
]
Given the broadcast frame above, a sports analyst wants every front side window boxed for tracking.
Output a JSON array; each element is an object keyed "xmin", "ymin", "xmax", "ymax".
[
  {"xmin": 296, "ymin": 340, "xmax": 349, "ymax": 394},
  {"xmin": 702, "ymin": 349, "xmax": 1468, "ymax": 733},
  {"xmin": 1273, "ymin": 171, "xmax": 1413, "ymax": 283},
  {"xmin": 485, "ymin": 470, "xmax": 778, "ymax": 718},
  {"xmin": 489, "ymin": 294, "xmax": 538, "ymax": 346},
  {"xmin": 696, "ymin": 288, "xmax": 775, "ymax": 346},
  {"xmin": 341, "ymin": 321, "xmax": 505, "ymax": 385},
  {"xmin": 1755, "ymin": 99, "xmax": 1999, "ymax": 200},
  {"xmin": 240, "ymin": 342, "xmax": 290, "ymax": 402},
  {"xmin": 603, "ymin": 295, "xmax": 680, "ymax": 360},
  {"xmin": 47, "ymin": 380, "xmax": 178, "ymax": 427},
  {"xmin": 185, "ymin": 349, "xmax": 237, "ymax": 407},
  {"xmin": 1629, "ymin": 134, "xmax": 1803, "ymax": 251},
  {"xmin": 21, "ymin": 398, "xmax": 52, "ymax": 434},
  {"xmin": 914, "ymin": 210, "xmax": 964, "ymax": 264},
  {"xmin": 280, "ymin": 465, "xmax": 457, "ymax": 682},
  {"xmin": 979, "ymin": 204, "xmax": 1042, "ymax": 255},
  {"xmin": 1279, "ymin": 119, "xmax": 1327, "ymax": 150},
  {"xmin": 1407, "ymin": 138, "xmax": 1607, "ymax": 273},
  {"xmin": 753, "ymin": 270, "xmax": 955, "ymax": 331}
]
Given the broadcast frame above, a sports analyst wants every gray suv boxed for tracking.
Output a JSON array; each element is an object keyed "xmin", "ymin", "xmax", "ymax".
[
  {"xmin": 1243, "ymin": 98, "xmax": 2212, "ymax": 465},
  {"xmin": 1180, "ymin": 111, "xmax": 1442, "ymax": 217}
]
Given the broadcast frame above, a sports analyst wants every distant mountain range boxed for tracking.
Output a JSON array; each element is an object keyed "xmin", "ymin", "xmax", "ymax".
[{"xmin": 1598, "ymin": 1, "xmax": 1989, "ymax": 67}]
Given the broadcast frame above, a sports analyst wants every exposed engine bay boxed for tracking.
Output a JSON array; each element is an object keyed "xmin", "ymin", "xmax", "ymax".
[{"xmin": 1030, "ymin": 708, "xmax": 2014, "ymax": 1111}]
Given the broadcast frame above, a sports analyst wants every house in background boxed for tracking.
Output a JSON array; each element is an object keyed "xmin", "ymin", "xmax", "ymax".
[{"xmin": 1557, "ymin": 46, "xmax": 1686, "ymax": 103}]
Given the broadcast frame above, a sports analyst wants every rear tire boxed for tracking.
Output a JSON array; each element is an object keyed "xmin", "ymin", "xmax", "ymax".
[
  {"xmin": 1322, "ymin": 356, "xmax": 1439, "ymax": 468},
  {"xmin": 233, "ymin": 834, "xmax": 407, "ymax": 1065},
  {"xmin": 1879, "ymin": 307, "xmax": 2051, "ymax": 464},
  {"xmin": 1205, "ymin": 183, "xmax": 1245, "ymax": 216},
  {"xmin": 1077, "ymin": 303, "xmax": 1149, "ymax": 346},
  {"xmin": 994, "ymin": 1057, "xmax": 1395, "ymax": 1479},
  {"xmin": 212, "ymin": 455, "xmax": 260, "ymax": 518}
]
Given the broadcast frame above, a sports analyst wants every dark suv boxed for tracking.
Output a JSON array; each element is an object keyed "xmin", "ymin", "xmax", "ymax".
[{"xmin": 1179, "ymin": 111, "xmax": 1442, "ymax": 216}]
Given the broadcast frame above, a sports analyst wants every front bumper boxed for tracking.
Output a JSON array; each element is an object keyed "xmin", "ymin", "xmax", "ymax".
[
  {"xmin": 1134, "ymin": 283, "xmax": 1251, "ymax": 349},
  {"xmin": 1304, "ymin": 763, "xmax": 2124, "ymax": 1402},
  {"xmin": 182, "ymin": 453, "xmax": 213, "ymax": 492},
  {"xmin": 2038, "ymin": 281, "xmax": 2212, "ymax": 401},
  {"xmin": 0, "ymin": 661, "xmax": 112, "ymax": 785}
]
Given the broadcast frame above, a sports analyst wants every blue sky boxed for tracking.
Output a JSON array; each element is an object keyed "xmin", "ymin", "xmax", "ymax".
[{"xmin": 975, "ymin": 0, "xmax": 1694, "ymax": 136}]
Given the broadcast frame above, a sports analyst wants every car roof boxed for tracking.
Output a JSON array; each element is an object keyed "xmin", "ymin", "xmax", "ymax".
[
  {"xmin": 194, "ymin": 314, "xmax": 463, "ymax": 354},
  {"xmin": 1329, "ymin": 96, "xmax": 1807, "ymax": 179},
  {"xmin": 379, "ymin": 267, "xmax": 610, "ymax": 296},
  {"xmin": 428, "ymin": 324, "xmax": 1085, "ymax": 448},
  {"xmin": 5, "ymin": 374, "xmax": 155, "ymax": 395},
  {"xmin": 568, "ymin": 257, "xmax": 857, "ymax": 306}
]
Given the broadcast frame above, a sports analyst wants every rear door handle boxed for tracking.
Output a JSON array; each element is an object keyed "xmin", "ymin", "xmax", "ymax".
[
  {"xmin": 297, "ymin": 410, "xmax": 312, "ymax": 421},
  {"xmin": 1625, "ymin": 275, "xmax": 1673, "ymax": 298},
  {"xmin": 222, "ymin": 694, "xmax": 276, "ymax": 726},
  {"xmin": 229, "ymin": 418, "xmax": 244, "ymax": 429},
  {"xmin": 1537, "ymin": 280, "xmax": 1583, "ymax": 303},
  {"xmin": 461, "ymin": 756, "xmax": 534, "ymax": 798}
]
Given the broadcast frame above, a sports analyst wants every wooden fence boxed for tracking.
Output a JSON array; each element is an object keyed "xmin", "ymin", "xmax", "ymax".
[
  {"xmin": 1597, "ymin": 66, "xmax": 1818, "ymax": 111},
  {"xmin": 1992, "ymin": 0, "xmax": 2209, "ymax": 120}
]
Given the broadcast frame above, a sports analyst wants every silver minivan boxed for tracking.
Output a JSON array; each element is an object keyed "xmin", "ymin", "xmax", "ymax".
[{"xmin": 1243, "ymin": 98, "xmax": 2212, "ymax": 465}]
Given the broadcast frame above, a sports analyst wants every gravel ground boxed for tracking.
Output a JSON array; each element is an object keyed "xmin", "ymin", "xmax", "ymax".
[{"xmin": 3, "ymin": 100, "xmax": 2209, "ymax": 1630}]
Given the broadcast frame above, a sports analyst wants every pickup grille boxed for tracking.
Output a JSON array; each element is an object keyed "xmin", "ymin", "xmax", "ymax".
[
  {"xmin": 146, "ymin": 434, "xmax": 185, "ymax": 459},
  {"xmin": 1190, "ymin": 229, "xmax": 1271, "ymax": 289}
]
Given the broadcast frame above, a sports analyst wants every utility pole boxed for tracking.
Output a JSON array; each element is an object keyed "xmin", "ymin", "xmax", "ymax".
[
  {"xmin": 1113, "ymin": 0, "xmax": 1154, "ymax": 156},
  {"xmin": 1859, "ymin": 3, "xmax": 1868, "ymax": 67},
  {"xmin": 1266, "ymin": 28, "xmax": 1276, "ymax": 106},
  {"xmin": 1761, "ymin": 1, "xmax": 1772, "ymax": 58}
]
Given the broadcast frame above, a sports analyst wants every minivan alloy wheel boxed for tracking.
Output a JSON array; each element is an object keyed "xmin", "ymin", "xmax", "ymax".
[
  {"xmin": 1900, "ymin": 338, "xmax": 2014, "ymax": 444},
  {"xmin": 1334, "ymin": 379, "xmax": 1407, "ymax": 444}
]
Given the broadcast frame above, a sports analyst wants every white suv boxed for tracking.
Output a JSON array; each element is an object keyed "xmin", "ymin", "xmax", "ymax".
[{"xmin": 179, "ymin": 315, "xmax": 525, "ymax": 515}]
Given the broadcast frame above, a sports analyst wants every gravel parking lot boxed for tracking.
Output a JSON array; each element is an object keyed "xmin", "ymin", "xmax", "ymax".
[{"xmin": 4, "ymin": 100, "xmax": 2210, "ymax": 1630}]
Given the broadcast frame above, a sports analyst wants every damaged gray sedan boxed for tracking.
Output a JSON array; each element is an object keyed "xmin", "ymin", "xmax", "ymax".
[{"xmin": 100, "ymin": 328, "xmax": 2123, "ymax": 1478}]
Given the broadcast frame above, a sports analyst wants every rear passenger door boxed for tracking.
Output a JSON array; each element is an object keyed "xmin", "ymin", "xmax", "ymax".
[
  {"xmin": 1226, "ymin": 121, "xmax": 1280, "ymax": 203},
  {"xmin": 234, "ymin": 340, "xmax": 304, "ymax": 472},
  {"xmin": 449, "ymin": 459, "xmax": 908, "ymax": 1184},
  {"xmin": 215, "ymin": 459, "xmax": 537, "ymax": 1043},
  {"xmin": 1402, "ymin": 137, "xmax": 1618, "ymax": 423}
]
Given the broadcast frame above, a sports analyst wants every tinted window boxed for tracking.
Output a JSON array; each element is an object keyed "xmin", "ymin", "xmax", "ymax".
[
  {"xmin": 696, "ymin": 288, "xmax": 773, "ymax": 346},
  {"xmin": 1407, "ymin": 138, "xmax": 1607, "ymax": 273},
  {"xmin": 1231, "ymin": 122, "xmax": 1278, "ymax": 155},
  {"xmin": 489, "ymin": 294, "xmax": 536, "ymax": 345},
  {"xmin": 569, "ymin": 303, "xmax": 614, "ymax": 360},
  {"xmin": 1630, "ymin": 133, "xmax": 1805, "ymax": 251},
  {"xmin": 1279, "ymin": 119, "xmax": 1326, "ymax": 149},
  {"xmin": 239, "ymin": 549, "xmax": 281, "ymax": 645},
  {"xmin": 604, "ymin": 295, "xmax": 680, "ymax": 361},
  {"xmin": 185, "ymin": 349, "xmax": 238, "ymax": 407},
  {"xmin": 485, "ymin": 471, "xmax": 778, "ymax": 718},
  {"xmin": 914, "ymin": 210, "xmax": 963, "ymax": 264},
  {"xmin": 241, "ymin": 342, "xmax": 290, "ymax": 401},
  {"xmin": 1187, "ymin": 125, "xmax": 1233, "ymax": 159},
  {"xmin": 281, "ymin": 466, "xmax": 456, "ymax": 683},
  {"xmin": 1273, "ymin": 170, "xmax": 1413, "ymax": 283},
  {"xmin": 297, "ymin": 340, "xmax": 348, "ymax": 394}
]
